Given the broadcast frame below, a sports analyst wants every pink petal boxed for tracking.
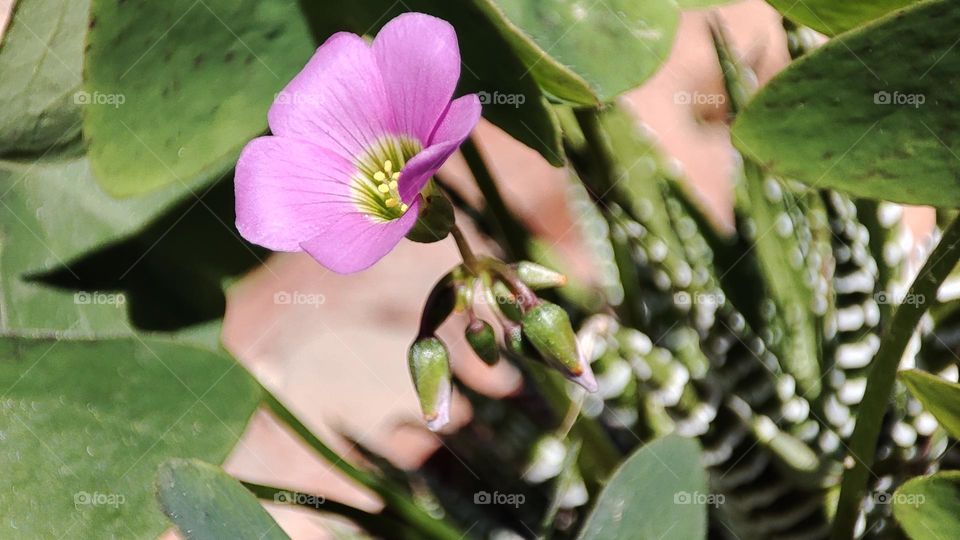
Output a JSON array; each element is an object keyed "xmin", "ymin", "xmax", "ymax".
[
  {"xmin": 268, "ymin": 33, "xmax": 396, "ymax": 161},
  {"xmin": 235, "ymin": 136, "xmax": 359, "ymax": 251},
  {"xmin": 300, "ymin": 197, "xmax": 421, "ymax": 274},
  {"xmin": 373, "ymin": 13, "xmax": 461, "ymax": 146},
  {"xmin": 398, "ymin": 94, "xmax": 482, "ymax": 202}
]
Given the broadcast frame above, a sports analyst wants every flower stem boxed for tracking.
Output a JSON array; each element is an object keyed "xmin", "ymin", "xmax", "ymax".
[
  {"xmin": 831, "ymin": 215, "xmax": 960, "ymax": 539},
  {"xmin": 450, "ymin": 223, "xmax": 481, "ymax": 275},
  {"xmin": 461, "ymin": 136, "xmax": 528, "ymax": 260},
  {"xmin": 261, "ymin": 388, "xmax": 463, "ymax": 540}
]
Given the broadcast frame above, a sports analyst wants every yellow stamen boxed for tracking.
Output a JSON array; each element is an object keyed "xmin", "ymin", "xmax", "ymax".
[
  {"xmin": 392, "ymin": 172, "xmax": 401, "ymax": 180},
  {"xmin": 400, "ymin": 203, "xmax": 409, "ymax": 212},
  {"xmin": 384, "ymin": 160, "xmax": 393, "ymax": 173},
  {"xmin": 378, "ymin": 184, "xmax": 390, "ymax": 193},
  {"xmin": 389, "ymin": 180, "xmax": 398, "ymax": 190},
  {"xmin": 373, "ymin": 171, "xmax": 387, "ymax": 182},
  {"xmin": 385, "ymin": 198, "xmax": 398, "ymax": 208}
]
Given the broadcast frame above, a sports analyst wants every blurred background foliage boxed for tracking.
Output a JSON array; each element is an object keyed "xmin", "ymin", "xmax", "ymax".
[{"xmin": 2, "ymin": 0, "xmax": 960, "ymax": 539}]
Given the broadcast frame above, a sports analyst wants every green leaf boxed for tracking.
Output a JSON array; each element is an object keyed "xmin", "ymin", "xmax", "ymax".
[
  {"xmin": 301, "ymin": 0, "xmax": 565, "ymax": 166},
  {"xmin": 0, "ymin": 336, "xmax": 261, "ymax": 539},
  {"xmin": 732, "ymin": 0, "xmax": 960, "ymax": 207},
  {"xmin": 479, "ymin": 0, "xmax": 679, "ymax": 103},
  {"xmin": 901, "ymin": 369, "xmax": 960, "ymax": 439},
  {"xmin": 0, "ymin": 157, "xmax": 264, "ymax": 335},
  {"xmin": 0, "ymin": 0, "xmax": 88, "ymax": 155},
  {"xmin": 893, "ymin": 471, "xmax": 960, "ymax": 540},
  {"xmin": 84, "ymin": 0, "xmax": 314, "ymax": 197},
  {"xmin": 577, "ymin": 435, "xmax": 707, "ymax": 540},
  {"xmin": 157, "ymin": 460, "xmax": 289, "ymax": 540},
  {"xmin": 765, "ymin": 0, "xmax": 918, "ymax": 36}
]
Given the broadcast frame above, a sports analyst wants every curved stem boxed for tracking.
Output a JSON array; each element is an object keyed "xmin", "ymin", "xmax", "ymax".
[
  {"xmin": 241, "ymin": 481, "xmax": 425, "ymax": 540},
  {"xmin": 450, "ymin": 223, "xmax": 481, "ymax": 276},
  {"xmin": 461, "ymin": 136, "xmax": 528, "ymax": 260},
  {"xmin": 831, "ymin": 216, "xmax": 960, "ymax": 539},
  {"xmin": 261, "ymin": 389, "xmax": 463, "ymax": 540}
]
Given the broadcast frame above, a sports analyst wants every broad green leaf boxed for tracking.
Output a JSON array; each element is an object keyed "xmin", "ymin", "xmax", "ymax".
[
  {"xmin": 0, "ymin": 157, "xmax": 264, "ymax": 335},
  {"xmin": 766, "ymin": 0, "xmax": 918, "ymax": 36},
  {"xmin": 577, "ymin": 435, "xmax": 707, "ymax": 540},
  {"xmin": 84, "ymin": 0, "xmax": 314, "ymax": 197},
  {"xmin": 157, "ymin": 460, "xmax": 288, "ymax": 540},
  {"xmin": 0, "ymin": 0, "xmax": 88, "ymax": 155},
  {"xmin": 0, "ymin": 336, "xmax": 261, "ymax": 539},
  {"xmin": 901, "ymin": 369, "xmax": 960, "ymax": 438},
  {"xmin": 732, "ymin": 0, "xmax": 960, "ymax": 207},
  {"xmin": 301, "ymin": 0, "xmax": 565, "ymax": 166},
  {"xmin": 893, "ymin": 471, "xmax": 960, "ymax": 540},
  {"xmin": 480, "ymin": 0, "xmax": 679, "ymax": 103}
]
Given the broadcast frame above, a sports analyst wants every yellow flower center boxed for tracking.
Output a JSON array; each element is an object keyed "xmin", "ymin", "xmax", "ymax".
[{"xmin": 352, "ymin": 136, "xmax": 421, "ymax": 221}]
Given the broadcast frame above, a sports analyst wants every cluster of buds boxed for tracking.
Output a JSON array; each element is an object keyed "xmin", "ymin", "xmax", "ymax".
[{"xmin": 408, "ymin": 259, "xmax": 598, "ymax": 431}]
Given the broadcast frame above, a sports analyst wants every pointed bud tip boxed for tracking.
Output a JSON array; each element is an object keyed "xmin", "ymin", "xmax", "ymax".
[{"xmin": 571, "ymin": 366, "xmax": 599, "ymax": 393}]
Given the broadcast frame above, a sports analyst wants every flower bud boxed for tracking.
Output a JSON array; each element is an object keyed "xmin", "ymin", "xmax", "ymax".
[
  {"xmin": 513, "ymin": 261, "xmax": 567, "ymax": 290},
  {"xmin": 521, "ymin": 302, "xmax": 597, "ymax": 392},
  {"xmin": 465, "ymin": 319, "xmax": 498, "ymax": 365},
  {"xmin": 407, "ymin": 337, "xmax": 452, "ymax": 431},
  {"xmin": 406, "ymin": 182, "xmax": 455, "ymax": 243},
  {"xmin": 491, "ymin": 280, "xmax": 522, "ymax": 322}
]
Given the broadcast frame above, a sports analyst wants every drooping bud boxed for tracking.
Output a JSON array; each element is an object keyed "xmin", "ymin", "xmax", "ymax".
[
  {"xmin": 406, "ymin": 181, "xmax": 455, "ymax": 243},
  {"xmin": 465, "ymin": 319, "xmax": 499, "ymax": 365},
  {"xmin": 521, "ymin": 302, "xmax": 597, "ymax": 392},
  {"xmin": 407, "ymin": 337, "xmax": 452, "ymax": 431},
  {"xmin": 513, "ymin": 261, "xmax": 567, "ymax": 290}
]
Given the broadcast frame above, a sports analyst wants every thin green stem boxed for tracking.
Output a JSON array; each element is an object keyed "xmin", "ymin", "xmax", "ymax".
[
  {"xmin": 261, "ymin": 389, "xmax": 463, "ymax": 540},
  {"xmin": 460, "ymin": 136, "xmax": 528, "ymax": 260},
  {"xmin": 241, "ymin": 481, "xmax": 425, "ymax": 540},
  {"xmin": 831, "ymin": 216, "xmax": 960, "ymax": 539},
  {"xmin": 450, "ymin": 223, "xmax": 481, "ymax": 275}
]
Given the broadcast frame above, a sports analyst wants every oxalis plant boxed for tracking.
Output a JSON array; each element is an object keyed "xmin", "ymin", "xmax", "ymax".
[{"xmin": 3, "ymin": 0, "xmax": 960, "ymax": 539}]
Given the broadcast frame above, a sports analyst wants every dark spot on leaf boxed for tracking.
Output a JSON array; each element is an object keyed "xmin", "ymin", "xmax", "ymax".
[
  {"xmin": 193, "ymin": 54, "xmax": 204, "ymax": 68},
  {"xmin": 244, "ymin": 54, "xmax": 254, "ymax": 65},
  {"xmin": 224, "ymin": 51, "xmax": 235, "ymax": 63},
  {"xmin": 89, "ymin": 16, "xmax": 97, "ymax": 29},
  {"xmin": 265, "ymin": 28, "xmax": 282, "ymax": 40}
]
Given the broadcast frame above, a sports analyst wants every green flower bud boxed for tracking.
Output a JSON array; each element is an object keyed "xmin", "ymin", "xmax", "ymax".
[
  {"xmin": 465, "ymin": 319, "xmax": 499, "ymax": 365},
  {"xmin": 491, "ymin": 280, "xmax": 522, "ymax": 322},
  {"xmin": 407, "ymin": 337, "xmax": 452, "ymax": 431},
  {"xmin": 521, "ymin": 302, "xmax": 597, "ymax": 392},
  {"xmin": 513, "ymin": 261, "xmax": 567, "ymax": 290},
  {"xmin": 406, "ymin": 182, "xmax": 455, "ymax": 243}
]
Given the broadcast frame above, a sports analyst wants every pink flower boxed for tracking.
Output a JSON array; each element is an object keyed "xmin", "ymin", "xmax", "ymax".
[{"xmin": 235, "ymin": 13, "xmax": 481, "ymax": 273}]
